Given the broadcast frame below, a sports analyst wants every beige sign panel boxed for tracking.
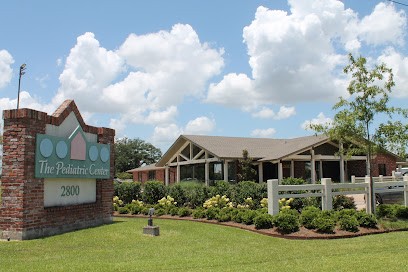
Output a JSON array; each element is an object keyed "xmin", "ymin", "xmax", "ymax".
[{"xmin": 44, "ymin": 178, "xmax": 96, "ymax": 207}]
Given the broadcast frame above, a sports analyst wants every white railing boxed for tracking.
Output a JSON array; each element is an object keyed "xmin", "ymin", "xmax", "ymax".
[{"xmin": 267, "ymin": 176, "xmax": 408, "ymax": 216}]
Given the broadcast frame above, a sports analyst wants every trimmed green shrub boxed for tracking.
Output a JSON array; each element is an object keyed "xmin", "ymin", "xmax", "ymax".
[
  {"xmin": 339, "ymin": 215, "xmax": 359, "ymax": 232},
  {"xmin": 114, "ymin": 181, "xmax": 142, "ymax": 204},
  {"xmin": 274, "ymin": 212, "xmax": 300, "ymax": 234},
  {"xmin": 142, "ymin": 181, "xmax": 167, "ymax": 204},
  {"xmin": 241, "ymin": 210, "xmax": 259, "ymax": 225},
  {"xmin": 116, "ymin": 172, "xmax": 132, "ymax": 179},
  {"xmin": 217, "ymin": 208, "xmax": 233, "ymax": 222},
  {"xmin": 356, "ymin": 211, "xmax": 377, "ymax": 229},
  {"xmin": 254, "ymin": 213, "xmax": 274, "ymax": 229},
  {"xmin": 280, "ymin": 208, "xmax": 300, "ymax": 218},
  {"xmin": 187, "ymin": 186, "xmax": 212, "ymax": 208},
  {"xmin": 118, "ymin": 207, "xmax": 130, "ymax": 214},
  {"xmin": 213, "ymin": 180, "xmax": 232, "ymax": 198},
  {"xmin": 300, "ymin": 206, "xmax": 321, "ymax": 229},
  {"xmin": 155, "ymin": 208, "xmax": 166, "ymax": 216},
  {"xmin": 336, "ymin": 209, "xmax": 357, "ymax": 221},
  {"xmin": 141, "ymin": 207, "xmax": 150, "ymax": 215},
  {"xmin": 232, "ymin": 210, "xmax": 246, "ymax": 223},
  {"xmin": 257, "ymin": 208, "xmax": 268, "ymax": 214},
  {"xmin": 233, "ymin": 181, "xmax": 261, "ymax": 207},
  {"xmin": 192, "ymin": 208, "xmax": 206, "ymax": 219},
  {"xmin": 395, "ymin": 205, "xmax": 408, "ymax": 219},
  {"xmin": 169, "ymin": 184, "xmax": 187, "ymax": 207},
  {"xmin": 333, "ymin": 195, "xmax": 356, "ymax": 210},
  {"xmin": 376, "ymin": 204, "xmax": 396, "ymax": 219},
  {"xmin": 178, "ymin": 207, "xmax": 192, "ymax": 217},
  {"xmin": 169, "ymin": 207, "xmax": 179, "ymax": 216},
  {"xmin": 314, "ymin": 217, "xmax": 336, "ymax": 234},
  {"xmin": 205, "ymin": 207, "xmax": 220, "ymax": 220}
]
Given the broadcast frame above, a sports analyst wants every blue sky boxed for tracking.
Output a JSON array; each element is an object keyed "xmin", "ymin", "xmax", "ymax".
[{"xmin": 1, "ymin": 0, "xmax": 408, "ymax": 153}]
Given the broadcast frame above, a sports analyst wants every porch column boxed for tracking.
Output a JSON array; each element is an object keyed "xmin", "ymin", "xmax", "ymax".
[
  {"xmin": 205, "ymin": 162, "xmax": 209, "ymax": 186},
  {"xmin": 165, "ymin": 166, "xmax": 169, "ymax": 186},
  {"xmin": 340, "ymin": 142, "xmax": 345, "ymax": 183},
  {"xmin": 176, "ymin": 156, "xmax": 180, "ymax": 183},
  {"xmin": 319, "ymin": 160, "xmax": 323, "ymax": 180},
  {"xmin": 258, "ymin": 162, "xmax": 263, "ymax": 183},
  {"xmin": 278, "ymin": 161, "xmax": 283, "ymax": 182},
  {"xmin": 290, "ymin": 160, "xmax": 295, "ymax": 178},
  {"xmin": 224, "ymin": 160, "xmax": 229, "ymax": 181},
  {"xmin": 311, "ymin": 149, "xmax": 316, "ymax": 184}
]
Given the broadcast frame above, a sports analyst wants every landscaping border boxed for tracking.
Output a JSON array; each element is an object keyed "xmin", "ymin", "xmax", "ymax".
[{"xmin": 114, "ymin": 213, "xmax": 408, "ymax": 240}]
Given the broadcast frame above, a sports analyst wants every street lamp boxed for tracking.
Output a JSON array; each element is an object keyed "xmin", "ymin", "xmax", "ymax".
[{"xmin": 17, "ymin": 64, "xmax": 27, "ymax": 110}]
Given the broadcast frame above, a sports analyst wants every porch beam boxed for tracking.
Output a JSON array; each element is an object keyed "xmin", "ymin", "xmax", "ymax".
[{"xmin": 258, "ymin": 162, "xmax": 263, "ymax": 183}]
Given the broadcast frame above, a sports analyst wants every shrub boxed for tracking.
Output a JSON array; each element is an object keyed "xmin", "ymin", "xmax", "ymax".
[
  {"xmin": 376, "ymin": 204, "xmax": 396, "ymax": 219},
  {"xmin": 395, "ymin": 205, "xmax": 408, "ymax": 219},
  {"xmin": 113, "ymin": 196, "xmax": 124, "ymax": 211},
  {"xmin": 257, "ymin": 208, "xmax": 268, "ymax": 214},
  {"xmin": 178, "ymin": 207, "xmax": 192, "ymax": 217},
  {"xmin": 339, "ymin": 215, "xmax": 359, "ymax": 232},
  {"xmin": 280, "ymin": 208, "xmax": 300, "ymax": 218},
  {"xmin": 213, "ymin": 180, "xmax": 232, "ymax": 197},
  {"xmin": 203, "ymin": 195, "xmax": 233, "ymax": 209},
  {"xmin": 118, "ymin": 207, "xmax": 130, "ymax": 214},
  {"xmin": 241, "ymin": 210, "xmax": 260, "ymax": 225},
  {"xmin": 314, "ymin": 217, "xmax": 336, "ymax": 234},
  {"xmin": 254, "ymin": 213, "xmax": 274, "ymax": 229},
  {"xmin": 141, "ymin": 207, "xmax": 150, "ymax": 215},
  {"xmin": 169, "ymin": 184, "xmax": 187, "ymax": 207},
  {"xmin": 188, "ymin": 186, "xmax": 212, "ymax": 208},
  {"xmin": 333, "ymin": 195, "xmax": 356, "ymax": 210},
  {"xmin": 233, "ymin": 181, "xmax": 261, "ymax": 207},
  {"xmin": 116, "ymin": 172, "xmax": 132, "ymax": 179},
  {"xmin": 356, "ymin": 211, "xmax": 377, "ymax": 229},
  {"xmin": 274, "ymin": 212, "xmax": 300, "ymax": 234},
  {"xmin": 300, "ymin": 206, "xmax": 321, "ymax": 229},
  {"xmin": 158, "ymin": 196, "xmax": 177, "ymax": 209},
  {"xmin": 192, "ymin": 208, "xmax": 206, "ymax": 219},
  {"xmin": 217, "ymin": 208, "xmax": 234, "ymax": 222},
  {"xmin": 205, "ymin": 207, "xmax": 220, "ymax": 220},
  {"xmin": 155, "ymin": 208, "xmax": 166, "ymax": 216},
  {"xmin": 169, "ymin": 207, "xmax": 179, "ymax": 216},
  {"xmin": 114, "ymin": 181, "xmax": 142, "ymax": 204},
  {"xmin": 232, "ymin": 210, "xmax": 246, "ymax": 223},
  {"xmin": 336, "ymin": 209, "xmax": 357, "ymax": 221},
  {"xmin": 142, "ymin": 181, "xmax": 167, "ymax": 204}
]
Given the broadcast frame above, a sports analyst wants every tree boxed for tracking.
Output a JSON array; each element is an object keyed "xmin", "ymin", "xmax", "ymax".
[
  {"xmin": 114, "ymin": 137, "xmax": 162, "ymax": 175},
  {"xmin": 237, "ymin": 149, "xmax": 257, "ymax": 182},
  {"xmin": 310, "ymin": 53, "xmax": 408, "ymax": 214}
]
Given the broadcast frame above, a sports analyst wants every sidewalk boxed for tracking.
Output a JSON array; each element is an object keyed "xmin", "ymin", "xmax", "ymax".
[{"xmin": 350, "ymin": 194, "xmax": 365, "ymax": 210}]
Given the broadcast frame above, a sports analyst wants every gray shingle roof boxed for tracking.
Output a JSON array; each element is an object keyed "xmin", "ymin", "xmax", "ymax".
[{"xmin": 156, "ymin": 134, "xmax": 328, "ymax": 166}]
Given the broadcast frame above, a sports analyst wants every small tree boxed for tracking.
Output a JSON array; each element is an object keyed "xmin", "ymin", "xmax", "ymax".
[
  {"xmin": 310, "ymin": 53, "xmax": 408, "ymax": 214},
  {"xmin": 237, "ymin": 149, "xmax": 257, "ymax": 182}
]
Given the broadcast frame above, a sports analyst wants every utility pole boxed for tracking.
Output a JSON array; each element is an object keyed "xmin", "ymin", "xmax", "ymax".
[{"xmin": 17, "ymin": 64, "xmax": 27, "ymax": 109}]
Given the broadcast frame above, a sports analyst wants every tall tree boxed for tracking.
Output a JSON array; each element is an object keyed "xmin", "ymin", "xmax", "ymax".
[
  {"xmin": 114, "ymin": 137, "xmax": 162, "ymax": 175},
  {"xmin": 310, "ymin": 53, "xmax": 408, "ymax": 214},
  {"xmin": 237, "ymin": 149, "xmax": 257, "ymax": 182}
]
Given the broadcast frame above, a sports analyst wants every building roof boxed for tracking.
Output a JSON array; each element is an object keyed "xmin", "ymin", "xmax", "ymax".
[
  {"xmin": 127, "ymin": 163, "xmax": 164, "ymax": 173},
  {"xmin": 156, "ymin": 134, "xmax": 329, "ymax": 166}
]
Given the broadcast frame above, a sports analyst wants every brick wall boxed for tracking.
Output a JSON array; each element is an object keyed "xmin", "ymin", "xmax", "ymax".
[
  {"xmin": 0, "ymin": 100, "xmax": 115, "ymax": 240},
  {"xmin": 132, "ymin": 168, "xmax": 177, "ymax": 185}
]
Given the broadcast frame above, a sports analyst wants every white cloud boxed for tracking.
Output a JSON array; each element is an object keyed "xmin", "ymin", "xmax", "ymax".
[
  {"xmin": 145, "ymin": 106, "xmax": 178, "ymax": 125},
  {"xmin": 377, "ymin": 47, "xmax": 408, "ymax": 98},
  {"xmin": 252, "ymin": 106, "xmax": 296, "ymax": 119},
  {"xmin": 184, "ymin": 116, "xmax": 216, "ymax": 135},
  {"xmin": 205, "ymin": 1, "xmax": 407, "ymax": 110},
  {"xmin": 0, "ymin": 50, "xmax": 14, "ymax": 88},
  {"xmin": 151, "ymin": 124, "xmax": 183, "ymax": 147},
  {"xmin": 301, "ymin": 112, "xmax": 332, "ymax": 130},
  {"xmin": 250, "ymin": 128, "xmax": 277, "ymax": 138}
]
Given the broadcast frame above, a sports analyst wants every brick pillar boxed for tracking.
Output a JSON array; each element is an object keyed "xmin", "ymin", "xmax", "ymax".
[{"xmin": 1, "ymin": 109, "xmax": 47, "ymax": 240}]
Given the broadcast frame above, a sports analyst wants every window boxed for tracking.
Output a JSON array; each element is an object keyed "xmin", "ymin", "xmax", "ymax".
[
  {"xmin": 138, "ymin": 172, "xmax": 143, "ymax": 182},
  {"xmin": 378, "ymin": 164, "xmax": 387, "ymax": 176},
  {"xmin": 148, "ymin": 170, "xmax": 156, "ymax": 181}
]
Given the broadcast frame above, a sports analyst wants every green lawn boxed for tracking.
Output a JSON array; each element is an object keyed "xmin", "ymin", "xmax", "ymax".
[{"xmin": 1, "ymin": 217, "xmax": 408, "ymax": 271}]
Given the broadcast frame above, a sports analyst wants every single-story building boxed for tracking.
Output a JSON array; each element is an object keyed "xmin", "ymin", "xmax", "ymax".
[{"xmin": 128, "ymin": 134, "xmax": 404, "ymax": 185}]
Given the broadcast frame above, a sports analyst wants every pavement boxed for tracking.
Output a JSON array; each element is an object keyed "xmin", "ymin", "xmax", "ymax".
[{"xmin": 350, "ymin": 194, "xmax": 366, "ymax": 210}]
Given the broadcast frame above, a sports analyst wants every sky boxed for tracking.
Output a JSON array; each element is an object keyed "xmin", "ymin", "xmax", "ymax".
[{"xmin": 1, "ymin": 0, "xmax": 408, "ymax": 153}]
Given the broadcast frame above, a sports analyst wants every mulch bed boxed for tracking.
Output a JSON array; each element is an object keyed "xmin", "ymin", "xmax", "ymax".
[{"xmin": 114, "ymin": 213, "xmax": 408, "ymax": 240}]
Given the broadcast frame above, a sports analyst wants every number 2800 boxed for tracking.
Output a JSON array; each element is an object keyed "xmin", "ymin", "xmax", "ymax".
[{"xmin": 61, "ymin": 185, "xmax": 80, "ymax": 197}]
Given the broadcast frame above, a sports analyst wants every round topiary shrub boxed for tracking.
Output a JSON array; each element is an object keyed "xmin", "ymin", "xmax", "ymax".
[
  {"xmin": 356, "ymin": 211, "xmax": 377, "ymax": 229},
  {"xmin": 273, "ymin": 212, "xmax": 300, "ymax": 234},
  {"xmin": 313, "ymin": 217, "xmax": 336, "ymax": 234},
  {"xmin": 336, "ymin": 209, "xmax": 357, "ymax": 221},
  {"xmin": 254, "ymin": 213, "xmax": 274, "ymax": 230},
  {"xmin": 205, "ymin": 207, "xmax": 220, "ymax": 220},
  {"xmin": 376, "ymin": 204, "xmax": 396, "ymax": 219},
  {"xmin": 192, "ymin": 208, "xmax": 206, "ymax": 219},
  {"xmin": 178, "ymin": 207, "xmax": 192, "ymax": 217},
  {"xmin": 241, "ymin": 210, "xmax": 259, "ymax": 225},
  {"xmin": 395, "ymin": 205, "xmax": 408, "ymax": 219},
  {"xmin": 300, "ymin": 206, "xmax": 321, "ymax": 229},
  {"xmin": 339, "ymin": 215, "xmax": 359, "ymax": 232}
]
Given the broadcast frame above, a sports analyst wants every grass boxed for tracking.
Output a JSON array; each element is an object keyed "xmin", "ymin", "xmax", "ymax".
[{"xmin": 1, "ymin": 217, "xmax": 408, "ymax": 271}]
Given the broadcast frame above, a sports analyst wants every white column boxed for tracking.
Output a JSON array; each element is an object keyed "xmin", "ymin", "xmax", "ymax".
[
  {"xmin": 258, "ymin": 162, "xmax": 263, "ymax": 183},
  {"xmin": 311, "ymin": 149, "xmax": 316, "ymax": 184},
  {"xmin": 267, "ymin": 179, "xmax": 280, "ymax": 216},
  {"xmin": 290, "ymin": 160, "xmax": 295, "ymax": 178},
  {"xmin": 205, "ymin": 162, "xmax": 209, "ymax": 186},
  {"xmin": 223, "ymin": 160, "xmax": 229, "ymax": 181},
  {"xmin": 176, "ymin": 155, "xmax": 180, "ymax": 183},
  {"xmin": 278, "ymin": 161, "xmax": 283, "ymax": 182},
  {"xmin": 165, "ymin": 166, "xmax": 169, "ymax": 186},
  {"xmin": 319, "ymin": 160, "xmax": 323, "ymax": 180},
  {"xmin": 340, "ymin": 142, "xmax": 345, "ymax": 183},
  {"xmin": 321, "ymin": 178, "xmax": 332, "ymax": 210}
]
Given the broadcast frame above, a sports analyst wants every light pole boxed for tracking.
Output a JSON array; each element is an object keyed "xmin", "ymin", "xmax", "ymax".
[{"xmin": 17, "ymin": 64, "xmax": 27, "ymax": 109}]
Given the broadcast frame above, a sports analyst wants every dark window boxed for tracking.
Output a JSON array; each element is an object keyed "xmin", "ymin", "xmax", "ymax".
[
  {"xmin": 148, "ymin": 170, "xmax": 156, "ymax": 181},
  {"xmin": 138, "ymin": 172, "xmax": 143, "ymax": 182},
  {"xmin": 379, "ymin": 164, "xmax": 387, "ymax": 176}
]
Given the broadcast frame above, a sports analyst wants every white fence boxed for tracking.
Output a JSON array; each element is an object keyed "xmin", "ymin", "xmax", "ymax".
[{"xmin": 267, "ymin": 176, "xmax": 408, "ymax": 216}]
